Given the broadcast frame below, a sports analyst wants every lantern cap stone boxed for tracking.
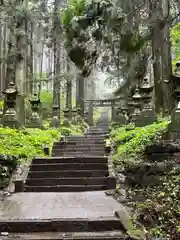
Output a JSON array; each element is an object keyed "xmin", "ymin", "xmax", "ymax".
[{"xmin": 132, "ymin": 88, "xmax": 141, "ymax": 99}]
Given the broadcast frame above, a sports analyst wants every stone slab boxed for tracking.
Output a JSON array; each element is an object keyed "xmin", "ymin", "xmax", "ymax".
[
  {"xmin": 0, "ymin": 231, "xmax": 126, "ymax": 239},
  {"xmin": 0, "ymin": 191, "xmax": 122, "ymax": 220}
]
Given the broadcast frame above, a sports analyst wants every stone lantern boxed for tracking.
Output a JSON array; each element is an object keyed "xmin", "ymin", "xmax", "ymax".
[
  {"xmin": 138, "ymin": 77, "xmax": 156, "ymax": 126},
  {"xmin": 28, "ymin": 93, "xmax": 42, "ymax": 128},
  {"xmin": 62, "ymin": 107, "xmax": 71, "ymax": 127},
  {"xmin": 115, "ymin": 104, "xmax": 128, "ymax": 125},
  {"xmin": 76, "ymin": 107, "xmax": 81, "ymax": 116},
  {"xmin": 63, "ymin": 108, "xmax": 70, "ymax": 119},
  {"xmin": 131, "ymin": 88, "xmax": 142, "ymax": 125},
  {"xmin": 71, "ymin": 107, "xmax": 77, "ymax": 124},
  {"xmin": 2, "ymin": 82, "xmax": 18, "ymax": 128},
  {"xmin": 51, "ymin": 104, "xmax": 60, "ymax": 128}
]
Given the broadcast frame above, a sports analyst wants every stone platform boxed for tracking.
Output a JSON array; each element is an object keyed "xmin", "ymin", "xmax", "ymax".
[{"xmin": 1, "ymin": 191, "xmax": 121, "ymax": 220}]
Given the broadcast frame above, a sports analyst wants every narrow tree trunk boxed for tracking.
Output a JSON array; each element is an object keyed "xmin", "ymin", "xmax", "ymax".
[
  {"xmin": 150, "ymin": 1, "xmax": 164, "ymax": 114},
  {"xmin": 29, "ymin": 22, "xmax": 34, "ymax": 94},
  {"xmin": 76, "ymin": 72, "xmax": 84, "ymax": 117},
  {"xmin": 66, "ymin": 60, "xmax": 72, "ymax": 119},
  {"xmin": 15, "ymin": 0, "xmax": 27, "ymax": 127},
  {"xmin": 52, "ymin": 0, "xmax": 61, "ymax": 120},
  {"xmin": 0, "ymin": 23, "xmax": 2, "ymax": 95},
  {"xmin": 2, "ymin": 23, "xmax": 7, "ymax": 91}
]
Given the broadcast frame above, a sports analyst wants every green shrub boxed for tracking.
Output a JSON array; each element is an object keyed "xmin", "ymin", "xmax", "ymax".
[
  {"xmin": 0, "ymin": 127, "xmax": 60, "ymax": 158},
  {"xmin": 112, "ymin": 121, "xmax": 168, "ymax": 163}
]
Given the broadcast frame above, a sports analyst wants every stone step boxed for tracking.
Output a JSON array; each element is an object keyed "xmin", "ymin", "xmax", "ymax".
[
  {"xmin": 53, "ymin": 143, "xmax": 104, "ymax": 147},
  {"xmin": 0, "ymin": 231, "xmax": 126, "ymax": 239},
  {"xmin": 52, "ymin": 145, "xmax": 104, "ymax": 149},
  {"xmin": 25, "ymin": 177, "xmax": 116, "ymax": 187},
  {"xmin": 32, "ymin": 157, "xmax": 108, "ymax": 164},
  {"xmin": 52, "ymin": 153, "xmax": 105, "ymax": 157},
  {"xmin": 52, "ymin": 147, "xmax": 104, "ymax": 152},
  {"xmin": 65, "ymin": 140, "xmax": 104, "ymax": 144},
  {"xmin": 67, "ymin": 137, "xmax": 105, "ymax": 140},
  {"xmin": 28, "ymin": 170, "xmax": 109, "ymax": 178},
  {"xmin": 54, "ymin": 142, "xmax": 105, "ymax": 146},
  {"xmin": 0, "ymin": 218, "xmax": 123, "ymax": 233},
  {"xmin": 52, "ymin": 150, "xmax": 105, "ymax": 154},
  {"xmin": 86, "ymin": 132, "xmax": 108, "ymax": 135},
  {"xmin": 30, "ymin": 163, "xmax": 108, "ymax": 171},
  {"xmin": 52, "ymin": 152, "xmax": 104, "ymax": 157},
  {"xmin": 25, "ymin": 185, "xmax": 109, "ymax": 192}
]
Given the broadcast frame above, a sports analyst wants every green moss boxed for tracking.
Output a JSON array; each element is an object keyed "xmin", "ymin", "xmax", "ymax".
[
  {"xmin": 0, "ymin": 124, "xmax": 84, "ymax": 159},
  {"xmin": 112, "ymin": 121, "xmax": 168, "ymax": 163}
]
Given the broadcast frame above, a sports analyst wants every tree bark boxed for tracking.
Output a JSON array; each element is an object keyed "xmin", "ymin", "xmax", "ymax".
[
  {"xmin": 76, "ymin": 72, "xmax": 84, "ymax": 117},
  {"xmin": 52, "ymin": 0, "xmax": 61, "ymax": 120},
  {"xmin": 66, "ymin": 59, "xmax": 72, "ymax": 119}
]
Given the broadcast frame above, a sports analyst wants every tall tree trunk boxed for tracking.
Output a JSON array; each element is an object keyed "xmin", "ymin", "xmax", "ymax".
[
  {"xmin": 0, "ymin": 23, "xmax": 2, "ymax": 95},
  {"xmin": 52, "ymin": 0, "xmax": 61, "ymax": 120},
  {"xmin": 76, "ymin": 72, "xmax": 84, "ymax": 117},
  {"xmin": 29, "ymin": 22, "xmax": 34, "ymax": 94},
  {"xmin": 150, "ymin": 0, "xmax": 164, "ymax": 114},
  {"xmin": 2, "ymin": 23, "xmax": 7, "ymax": 91},
  {"xmin": 15, "ymin": 0, "xmax": 27, "ymax": 127},
  {"xmin": 66, "ymin": 60, "xmax": 72, "ymax": 119},
  {"xmin": 160, "ymin": 0, "xmax": 174, "ymax": 114}
]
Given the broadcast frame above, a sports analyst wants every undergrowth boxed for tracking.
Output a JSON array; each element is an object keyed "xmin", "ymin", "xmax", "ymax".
[
  {"xmin": 0, "ymin": 123, "xmax": 84, "ymax": 189},
  {"xmin": 111, "ymin": 120, "xmax": 180, "ymax": 239},
  {"xmin": 111, "ymin": 120, "xmax": 168, "ymax": 167}
]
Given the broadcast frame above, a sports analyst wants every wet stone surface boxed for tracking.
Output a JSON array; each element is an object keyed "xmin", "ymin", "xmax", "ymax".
[{"xmin": 0, "ymin": 192, "xmax": 122, "ymax": 220}]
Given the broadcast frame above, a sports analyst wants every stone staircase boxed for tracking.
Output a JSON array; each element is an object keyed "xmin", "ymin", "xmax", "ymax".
[
  {"xmin": 25, "ymin": 155, "xmax": 115, "ymax": 192},
  {"xmin": 0, "ymin": 121, "xmax": 129, "ymax": 239}
]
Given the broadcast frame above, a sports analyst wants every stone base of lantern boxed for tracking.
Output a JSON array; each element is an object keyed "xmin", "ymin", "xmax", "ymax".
[
  {"xmin": 168, "ymin": 102, "xmax": 180, "ymax": 140},
  {"xmin": 114, "ymin": 114, "xmax": 127, "ymax": 125},
  {"xmin": 62, "ymin": 119, "xmax": 71, "ymax": 127},
  {"xmin": 2, "ymin": 108, "xmax": 19, "ymax": 128},
  {"xmin": 136, "ymin": 107, "xmax": 156, "ymax": 127},
  {"xmin": 50, "ymin": 116, "xmax": 60, "ymax": 128},
  {"xmin": 26, "ymin": 113, "xmax": 43, "ymax": 129}
]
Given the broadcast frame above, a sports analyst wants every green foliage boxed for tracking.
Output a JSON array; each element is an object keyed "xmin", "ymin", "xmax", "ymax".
[
  {"xmin": 133, "ymin": 172, "xmax": 180, "ymax": 239},
  {"xmin": 0, "ymin": 124, "xmax": 84, "ymax": 158},
  {"xmin": 40, "ymin": 90, "xmax": 53, "ymax": 119},
  {"xmin": 0, "ymin": 127, "xmax": 60, "ymax": 158},
  {"xmin": 112, "ymin": 120, "xmax": 179, "ymax": 239},
  {"xmin": 62, "ymin": 0, "xmax": 86, "ymax": 26},
  {"xmin": 93, "ymin": 108, "xmax": 102, "ymax": 124},
  {"xmin": 171, "ymin": 23, "xmax": 180, "ymax": 67},
  {"xmin": 112, "ymin": 121, "xmax": 168, "ymax": 164}
]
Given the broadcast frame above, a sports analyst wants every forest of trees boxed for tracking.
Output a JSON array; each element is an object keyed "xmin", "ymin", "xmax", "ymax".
[{"xmin": 0, "ymin": 0, "xmax": 180, "ymax": 123}]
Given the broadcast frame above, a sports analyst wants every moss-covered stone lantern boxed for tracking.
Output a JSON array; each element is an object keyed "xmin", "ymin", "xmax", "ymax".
[
  {"xmin": 131, "ymin": 88, "xmax": 142, "ymax": 125},
  {"xmin": 140, "ymin": 77, "xmax": 154, "ymax": 102},
  {"xmin": 138, "ymin": 78, "xmax": 156, "ymax": 126},
  {"xmin": 2, "ymin": 82, "xmax": 18, "ymax": 128},
  {"xmin": 114, "ymin": 105, "xmax": 128, "ymax": 125},
  {"xmin": 28, "ymin": 93, "xmax": 42, "ymax": 128},
  {"xmin": 76, "ymin": 106, "xmax": 81, "ymax": 116},
  {"xmin": 51, "ymin": 104, "xmax": 60, "ymax": 128},
  {"xmin": 71, "ymin": 107, "xmax": 77, "ymax": 124},
  {"xmin": 63, "ymin": 108, "xmax": 70, "ymax": 119}
]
